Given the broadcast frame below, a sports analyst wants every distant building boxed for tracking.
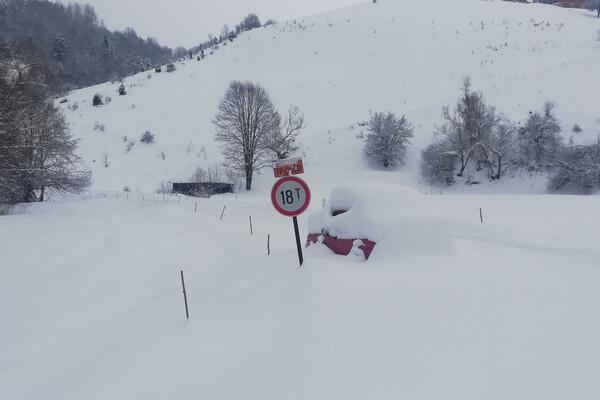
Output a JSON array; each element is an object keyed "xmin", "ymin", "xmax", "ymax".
[{"xmin": 552, "ymin": 0, "xmax": 585, "ymax": 8}]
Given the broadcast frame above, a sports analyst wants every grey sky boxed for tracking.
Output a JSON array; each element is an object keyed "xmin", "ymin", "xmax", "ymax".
[{"xmin": 54, "ymin": 0, "xmax": 363, "ymax": 47}]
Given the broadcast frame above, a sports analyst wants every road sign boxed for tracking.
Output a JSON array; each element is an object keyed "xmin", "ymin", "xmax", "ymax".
[
  {"xmin": 273, "ymin": 157, "xmax": 304, "ymax": 178},
  {"xmin": 271, "ymin": 176, "xmax": 311, "ymax": 217},
  {"xmin": 271, "ymin": 176, "xmax": 311, "ymax": 267}
]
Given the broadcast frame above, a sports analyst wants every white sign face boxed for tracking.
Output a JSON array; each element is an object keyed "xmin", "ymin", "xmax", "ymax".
[{"xmin": 271, "ymin": 177, "xmax": 311, "ymax": 217}]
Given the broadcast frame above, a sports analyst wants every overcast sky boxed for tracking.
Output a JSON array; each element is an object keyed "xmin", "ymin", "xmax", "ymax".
[{"xmin": 54, "ymin": 0, "xmax": 363, "ymax": 47}]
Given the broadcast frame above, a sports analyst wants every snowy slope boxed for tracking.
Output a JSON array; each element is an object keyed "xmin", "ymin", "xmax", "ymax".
[
  {"xmin": 3, "ymin": 1, "xmax": 600, "ymax": 399},
  {"xmin": 60, "ymin": 0, "xmax": 600, "ymax": 194}
]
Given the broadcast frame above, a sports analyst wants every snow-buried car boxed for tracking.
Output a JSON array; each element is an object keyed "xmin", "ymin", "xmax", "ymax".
[{"xmin": 307, "ymin": 184, "xmax": 453, "ymax": 261}]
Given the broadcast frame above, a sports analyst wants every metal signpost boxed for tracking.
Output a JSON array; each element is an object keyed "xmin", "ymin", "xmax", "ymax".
[{"xmin": 271, "ymin": 175, "xmax": 311, "ymax": 266}]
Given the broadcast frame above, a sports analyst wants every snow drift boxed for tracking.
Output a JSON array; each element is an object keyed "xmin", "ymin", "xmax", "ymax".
[{"xmin": 308, "ymin": 183, "xmax": 454, "ymax": 260}]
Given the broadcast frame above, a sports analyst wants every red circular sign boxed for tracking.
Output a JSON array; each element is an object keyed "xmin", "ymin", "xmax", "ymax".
[{"xmin": 271, "ymin": 176, "xmax": 311, "ymax": 217}]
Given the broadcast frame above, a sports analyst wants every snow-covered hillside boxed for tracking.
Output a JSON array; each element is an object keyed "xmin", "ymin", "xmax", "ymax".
[
  {"xmin": 60, "ymin": 0, "xmax": 600, "ymax": 194},
  {"xmin": 3, "ymin": 1, "xmax": 600, "ymax": 399}
]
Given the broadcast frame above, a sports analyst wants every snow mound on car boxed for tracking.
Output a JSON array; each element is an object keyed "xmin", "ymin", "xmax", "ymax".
[{"xmin": 308, "ymin": 183, "xmax": 454, "ymax": 260}]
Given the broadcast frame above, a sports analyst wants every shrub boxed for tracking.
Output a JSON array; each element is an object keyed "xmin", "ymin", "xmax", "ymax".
[
  {"xmin": 155, "ymin": 66, "xmax": 162, "ymax": 73},
  {"xmin": 155, "ymin": 180, "xmax": 173, "ymax": 194},
  {"xmin": 92, "ymin": 94, "xmax": 103, "ymax": 107},
  {"xmin": 364, "ymin": 112, "xmax": 414, "ymax": 168},
  {"xmin": 166, "ymin": 63, "xmax": 176, "ymax": 72},
  {"xmin": 118, "ymin": 83, "xmax": 127, "ymax": 95},
  {"xmin": 140, "ymin": 131, "xmax": 155, "ymax": 144},
  {"xmin": 516, "ymin": 101, "xmax": 562, "ymax": 170},
  {"xmin": 548, "ymin": 142, "xmax": 600, "ymax": 194},
  {"xmin": 190, "ymin": 165, "xmax": 241, "ymax": 194},
  {"xmin": 573, "ymin": 124, "xmax": 582, "ymax": 133},
  {"xmin": 421, "ymin": 140, "xmax": 457, "ymax": 186},
  {"xmin": 94, "ymin": 121, "xmax": 105, "ymax": 132},
  {"xmin": 125, "ymin": 141, "xmax": 135, "ymax": 152}
]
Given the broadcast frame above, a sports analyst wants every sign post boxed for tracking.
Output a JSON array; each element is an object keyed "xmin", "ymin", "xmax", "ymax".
[{"xmin": 271, "ymin": 176, "xmax": 311, "ymax": 267}]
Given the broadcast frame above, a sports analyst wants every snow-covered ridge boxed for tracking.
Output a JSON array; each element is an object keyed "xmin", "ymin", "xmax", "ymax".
[{"xmin": 61, "ymin": 0, "xmax": 600, "ymax": 193}]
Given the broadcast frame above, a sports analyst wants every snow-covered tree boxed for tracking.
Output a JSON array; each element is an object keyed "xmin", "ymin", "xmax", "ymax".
[
  {"xmin": 140, "ymin": 131, "xmax": 155, "ymax": 144},
  {"xmin": 262, "ymin": 106, "xmax": 305, "ymax": 160},
  {"xmin": 482, "ymin": 121, "xmax": 518, "ymax": 180},
  {"xmin": 421, "ymin": 140, "xmax": 457, "ymax": 185},
  {"xmin": 422, "ymin": 78, "xmax": 519, "ymax": 184},
  {"xmin": 92, "ymin": 93, "xmax": 103, "ymax": 106},
  {"xmin": 517, "ymin": 101, "xmax": 562, "ymax": 170},
  {"xmin": 101, "ymin": 34, "xmax": 114, "ymax": 61},
  {"xmin": 51, "ymin": 34, "xmax": 67, "ymax": 62},
  {"xmin": 1, "ymin": 53, "xmax": 90, "ymax": 203},
  {"xmin": 364, "ymin": 112, "xmax": 414, "ymax": 168},
  {"xmin": 20, "ymin": 102, "xmax": 91, "ymax": 202},
  {"xmin": 213, "ymin": 81, "xmax": 278, "ymax": 190},
  {"xmin": 237, "ymin": 14, "xmax": 262, "ymax": 32},
  {"xmin": 435, "ymin": 77, "xmax": 498, "ymax": 177},
  {"xmin": 549, "ymin": 139, "xmax": 600, "ymax": 194}
]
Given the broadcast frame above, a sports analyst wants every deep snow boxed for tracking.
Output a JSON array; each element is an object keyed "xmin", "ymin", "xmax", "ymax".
[
  {"xmin": 2, "ymin": 192, "xmax": 600, "ymax": 399},
  {"xmin": 3, "ymin": 0, "xmax": 600, "ymax": 398}
]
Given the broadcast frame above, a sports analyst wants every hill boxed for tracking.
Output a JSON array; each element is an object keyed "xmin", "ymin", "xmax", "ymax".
[
  {"xmin": 2, "ymin": 1, "xmax": 600, "ymax": 399},
  {"xmin": 59, "ymin": 0, "xmax": 600, "ymax": 194}
]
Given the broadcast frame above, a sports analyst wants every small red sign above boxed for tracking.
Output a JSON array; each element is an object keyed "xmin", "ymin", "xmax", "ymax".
[{"xmin": 273, "ymin": 157, "xmax": 304, "ymax": 178}]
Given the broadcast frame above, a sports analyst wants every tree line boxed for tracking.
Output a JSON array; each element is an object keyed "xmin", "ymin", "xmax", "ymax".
[
  {"xmin": 0, "ymin": 0, "xmax": 173, "ymax": 92},
  {"xmin": 420, "ymin": 78, "xmax": 600, "ymax": 194},
  {"xmin": 188, "ymin": 13, "xmax": 272, "ymax": 59}
]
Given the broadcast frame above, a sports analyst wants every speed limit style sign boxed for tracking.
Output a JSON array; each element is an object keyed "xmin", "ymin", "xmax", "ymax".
[{"xmin": 271, "ymin": 176, "xmax": 311, "ymax": 217}]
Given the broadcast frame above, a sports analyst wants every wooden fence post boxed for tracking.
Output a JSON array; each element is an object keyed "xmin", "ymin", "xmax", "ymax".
[{"xmin": 180, "ymin": 270, "xmax": 189, "ymax": 320}]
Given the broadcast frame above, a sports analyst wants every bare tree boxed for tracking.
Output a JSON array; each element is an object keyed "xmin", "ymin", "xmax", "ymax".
[
  {"xmin": 483, "ymin": 121, "xmax": 518, "ymax": 180},
  {"xmin": 18, "ymin": 102, "xmax": 91, "ymax": 202},
  {"xmin": 213, "ymin": 81, "xmax": 277, "ymax": 190},
  {"xmin": 549, "ymin": 138, "xmax": 600, "ymax": 194},
  {"xmin": 435, "ymin": 77, "xmax": 497, "ymax": 177},
  {"xmin": 262, "ymin": 106, "xmax": 305, "ymax": 160},
  {"xmin": 1, "ymin": 53, "xmax": 90, "ymax": 204},
  {"xmin": 364, "ymin": 112, "xmax": 414, "ymax": 168}
]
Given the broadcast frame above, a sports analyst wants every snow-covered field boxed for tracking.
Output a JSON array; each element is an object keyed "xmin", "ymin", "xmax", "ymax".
[
  {"xmin": 2, "ymin": 192, "xmax": 600, "ymax": 399},
  {"xmin": 2, "ymin": 0, "xmax": 600, "ymax": 398}
]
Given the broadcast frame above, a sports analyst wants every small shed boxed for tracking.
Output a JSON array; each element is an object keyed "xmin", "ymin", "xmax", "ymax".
[{"xmin": 172, "ymin": 182, "xmax": 234, "ymax": 197}]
